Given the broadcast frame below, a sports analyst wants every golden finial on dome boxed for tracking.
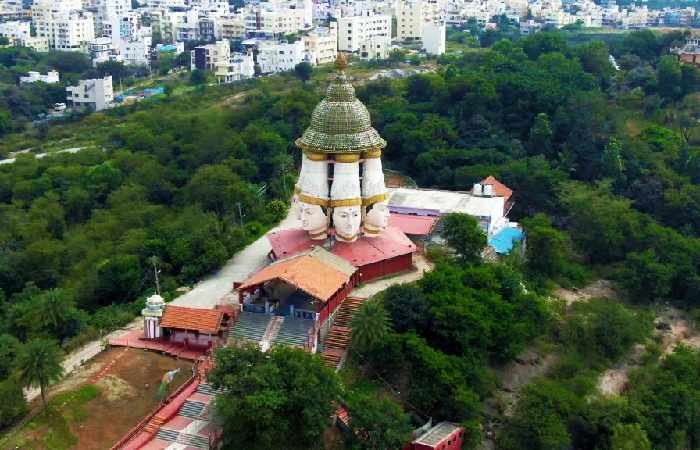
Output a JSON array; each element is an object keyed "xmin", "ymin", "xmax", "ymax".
[{"xmin": 335, "ymin": 52, "xmax": 347, "ymax": 72}]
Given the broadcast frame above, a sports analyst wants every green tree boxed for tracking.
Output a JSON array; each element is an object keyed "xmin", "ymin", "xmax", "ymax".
[
  {"xmin": 601, "ymin": 137, "xmax": 625, "ymax": 180},
  {"xmin": 657, "ymin": 55, "xmax": 682, "ymax": 99},
  {"xmin": 522, "ymin": 213, "xmax": 575, "ymax": 279},
  {"xmin": 382, "ymin": 284, "xmax": 429, "ymax": 333},
  {"xmin": 190, "ymin": 69, "xmax": 207, "ymax": 85},
  {"xmin": 294, "ymin": 61, "xmax": 313, "ymax": 82},
  {"xmin": 440, "ymin": 213, "xmax": 486, "ymax": 264},
  {"xmin": 0, "ymin": 379, "xmax": 27, "ymax": 428},
  {"xmin": 611, "ymin": 423, "xmax": 652, "ymax": 450},
  {"xmin": 209, "ymin": 345, "xmax": 340, "ymax": 450},
  {"xmin": 15, "ymin": 338, "xmax": 63, "ymax": 409},
  {"xmin": 344, "ymin": 390, "xmax": 413, "ymax": 450},
  {"xmin": 563, "ymin": 298, "xmax": 651, "ymax": 363},
  {"xmin": 619, "ymin": 250, "xmax": 674, "ymax": 302},
  {"xmin": 350, "ymin": 299, "xmax": 391, "ymax": 354},
  {"xmin": 528, "ymin": 113, "xmax": 554, "ymax": 157}
]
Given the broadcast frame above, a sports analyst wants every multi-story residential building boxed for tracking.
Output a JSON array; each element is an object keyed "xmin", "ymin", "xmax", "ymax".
[
  {"xmin": 66, "ymin": 76, "xmax": 114, "ymax": 111},
  {"xmin": 219, "ymin": 15, "xmax": 246, "ymax": 39},
  {"xmin": 20, "ymin": 70, "xmax": 60, "ymax": 84},
  {"xmin": 359, "ymin": 34, "xmax": 391, "ymax": 59},
  {"xmin": 256, "ymin": 39, "xmax": 305, "ymax": 73},
  {"xmin": 23, "ymin": 36, "xmax": 50, "ymax": 52},
  {"xmin": 397, "ymin": 0, "xmax": 424, "ymax": 40},
  {"xmin": 337, "ymin": 11, "xmax": 391, "ymax": 53},
  {"xmin": 89, "ymin": 37, "xmax": 122, "ymax": 64},
  {"xmin": 422, "ymin": 21, "xmax": 445, "ymax": 55},
  {"xmin": 244, "ymin": 1, "xmax": 310, "ymax": 37},
  {"xmin": 0, "ymin": 20, "xmax": 29, "ymax": 45},
  {"xmin": 191, "ymin": 40, "xmax": 230, "ymax": 71},
  {"xmin": 303, "ymin": 23, "xmax": 338, "ymax": 65},
  {"xmin": 96, "ymin": 0, "xmax": 131, "ymax": 39},
  {"xmin": 216, "ymin": 52, "xmax": 255, "ymax": 83},
  {"xmin": 32, "ymin": 0, "xmax": 95, "ymax": 52},
  {"xmin": 121, "ymin": 35, "xmax": 152, "ymax": 65}
]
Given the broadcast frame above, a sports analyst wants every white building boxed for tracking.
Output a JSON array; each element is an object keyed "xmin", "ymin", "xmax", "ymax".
[
  {"xmin": 257, "ymin": 39, "xmax": 305, "ymax": 74},
  {"xmin": 397, "ymin": 0, "xmax": 424, "ymax": 40},
  {"xmin": 337, "ymin": 11, "xmax": 391, "ymax": 53},
  {"xmin": 32, "ymin": 0, "xmax": 95, "ymax": 52},
  {"xmin": 303, "ymin": 24, "xmax": 338, "ymax": 65},
  {"xmin": 219, "ymin": 15, "xmax": 246, "ymax": 39},
  {"xmin": 422, "ymin": 21, "xmax": 445, "ymax": 55},
  {"xmin": 20, "ymin": 70, "xmax": 60, "ymax": 84},
  {"xmin": 121, "ymin": 36, "xmax": 152, "ymax": 66},
  {"xmin": 96, "ymin": 0, "xmax": 131, "ymax": 39},
  {"xmin": 0, "ymin": 20, "xmax": 30, "ymax": 45},
  {"xmin": 89, "ymin": 37, "xmax": 121, "ymax": 65},
  {"xmin": 66, "ymin": 76, "xmax": 114, "ymax": 112},
  {"xmin": 23, "ymin": 36, "xmax": 49, "ymax": 52},
  {"xmin": 216, "ymin": 52, "xmax": 255, "ymax": 83},
  {"xmin": 191, "ymin": 40, "xmax": 230, "ymax": 71}
]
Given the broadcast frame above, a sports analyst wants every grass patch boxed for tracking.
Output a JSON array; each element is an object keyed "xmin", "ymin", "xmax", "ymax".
[{"xmin": 5, "ymin": 385, "xmax": 100, "ymax": 450}]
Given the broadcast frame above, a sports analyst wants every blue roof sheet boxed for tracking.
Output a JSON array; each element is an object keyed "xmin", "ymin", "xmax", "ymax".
[{"xmin": 489, "ymin": 227, "xmax": 524, "ymax": 254}]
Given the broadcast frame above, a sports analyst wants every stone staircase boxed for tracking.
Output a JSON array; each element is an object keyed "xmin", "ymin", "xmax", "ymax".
[
  {"xmin": 229, "ymin": 312, "xmax": 272, "ymax": 343},
  {"xmin": 179, "ymin": 400, "xmax": 207, "ymax": 419},
  {"xmin": 321, "ymin": 297, "xmax": 366, "ymax": 370},
  {"xmin": 196, "ymin": 383, "xmax": 225, "ymax": 396},
  {"xmin": 155, "ymin": 428, "xmax": 210, "ymax": 449},
  {"xmin": 273, "ymin": 318, "xmax": 314, "ymax": 348}
]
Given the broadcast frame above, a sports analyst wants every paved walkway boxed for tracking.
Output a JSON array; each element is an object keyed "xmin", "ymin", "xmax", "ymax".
[{"xmin": 170, "ymin": 210, "xmax": 300, "ymax": 309}]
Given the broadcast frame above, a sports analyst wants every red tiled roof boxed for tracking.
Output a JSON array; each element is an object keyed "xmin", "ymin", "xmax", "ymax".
[
  {"xmin": 160, "ymin": 305, "xmax": 224, "ymax": 334},
  {"xmin": 480, "ymin": 176, "xmax": 513, "ymax": 201},
  {"xmin": 268, "ymin": 227, "xmax": 416, "ymax": 269},
  {"xmin": 239, "ymin": 250, "xmax": 352, "ymax": 302},
  {"xmin": 388, "ymin": 213, "xmax": 437, "ymax": 236}
]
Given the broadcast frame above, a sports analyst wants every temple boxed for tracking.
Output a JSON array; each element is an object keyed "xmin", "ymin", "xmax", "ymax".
[{"xmin": 227, "ymin": 53, "xmax": 419, "ymax": 351}]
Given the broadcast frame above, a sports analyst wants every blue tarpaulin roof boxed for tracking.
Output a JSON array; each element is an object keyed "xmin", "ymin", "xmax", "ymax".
[{"xmin": 489, "ymin": 227, "xmax": 524, "ymax": 255}]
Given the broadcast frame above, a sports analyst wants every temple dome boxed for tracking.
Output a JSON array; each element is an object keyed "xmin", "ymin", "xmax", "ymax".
[{"xmin": 296, "ymin": 56, "xmax": 386, "ymax": 154}]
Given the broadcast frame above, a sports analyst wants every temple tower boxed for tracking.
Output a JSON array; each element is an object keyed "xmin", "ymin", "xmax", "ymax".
[{"xmin": 294, "ymin": 53, "xmax": 390, "ymax": 241}]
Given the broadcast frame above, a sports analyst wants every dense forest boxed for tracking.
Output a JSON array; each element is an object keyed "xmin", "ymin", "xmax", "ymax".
[{"xmin": 1, "ymin": 28, "xmax": 699, "ymax": 448}]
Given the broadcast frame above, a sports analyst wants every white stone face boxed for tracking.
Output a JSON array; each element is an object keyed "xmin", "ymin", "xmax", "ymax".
[
  {"xmin": 333, "ymin": 205, "xmax": 361, "ymax": 241},
  {"xmin": 364, "ymin": 201, "xmax": 390, "ymax": 232},
  {"xmin": 300, "ymin": 202, "xmax": 328, "ymax": 235}
]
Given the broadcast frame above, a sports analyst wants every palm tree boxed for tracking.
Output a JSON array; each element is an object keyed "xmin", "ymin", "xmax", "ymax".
[
  {"xmin": 350, "ymin": 300, "xmax": 391, "ymax": 354},
  {"xmin": 41, "ymin": 289, "xmax": 70, "ymax": 332},
  {"xmin": 15, "ymin": 339, "xmax": 63, "ymax": 409}
]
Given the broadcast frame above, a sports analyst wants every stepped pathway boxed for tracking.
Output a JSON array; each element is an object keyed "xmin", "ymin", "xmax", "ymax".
[
  {"xmin": 228, "ymin": 312, "xmax": 273, "ymax": 344},
  {"xmin": 273, "ymin": 318, "xmax": 314, "ymax": 348},
  {"xmin": 261, "ymin": 316, "xmax": 284, "ymax": 345},
  {"xmin": 321, "ymin": 297, "xmax": 366, "ymax": 370}
]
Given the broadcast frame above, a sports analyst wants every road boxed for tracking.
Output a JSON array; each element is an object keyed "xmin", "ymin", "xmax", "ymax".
[{"xmin": 170, "ymin": 208, "xmax": 300, "ymax": 309}]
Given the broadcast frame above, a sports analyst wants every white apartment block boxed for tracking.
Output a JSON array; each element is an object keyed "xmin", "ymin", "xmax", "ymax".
[
  {"xmin": 303, "ymin": 24, "xmax": 338, "ymax": 65},
  {"xmin": 97, "ymin": 0, "xmax": 131, "ymax": 39},
  {"xmin": 359, "ymin": 35, "xmax": 391, "ymax": 60},
  {"xmin": 32, "ymin": 0, "xmax": 95, "ymax": 52},
  {"xmin": 337, "ymin": 11, "xmax": 391, "ymax": 53},
  {"xmin": 121, "ymin": 36, "xmax": 152, "ymax": 65},
  {"xmin": 244, "ymin": 4, "xmax": 309, "ymax": 36},
  {"xmin": 219, "ymin": 15, "xmax": 246, "ymax": 39},
  {"xmin": 89, "ymin": 37, "xmax": 121, "ymax": 65},
  {"xmin": 20, "ymin": 71, "xmax": 60, "ymax": 84},
  {"xmin": 191, "ymin": 40, "xmax": 230, "ymax": 71},
  {"xmin": 257, "ymin": 40, "xmax": 305, "ymax": 73},
  {"xmin": 216, "ymin": 52, "xmax": 255, "ymax": 83},
  {"xmin": 0, "ymin": 20, "xmax": 29, "ymax": 45},
  {"xmin": 397, "ymin": 0, "xmax": 424, "ymax": 40},
  {"xmin": 66, "ymin": 76, "xmax": 114, "ymax": 112},
  {"xmin": 422, "ymin": 21, "xmax": 445, "ymax": 55},
  {"xmin": 24, "ymin": 37, "xmax": 50, "ymax": 52}
]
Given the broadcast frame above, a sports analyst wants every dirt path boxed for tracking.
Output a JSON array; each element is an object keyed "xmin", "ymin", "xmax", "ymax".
[
  {"xmin": 553, "ymin": 279, "xmax": 617, "ymax": 306},
  {"xmin": 598, "ymin": 306, "xmax": 700, "ymax": 396}
]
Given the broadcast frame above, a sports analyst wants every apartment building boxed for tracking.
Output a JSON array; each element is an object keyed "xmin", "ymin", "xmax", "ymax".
[
  {"xmin": 303, "ymin": 23, "xmax": 338, "ymax": 65},
  {"xmin": 337, "ymin": 11, "xmax": 391, "ymax": 53},
  {"xmin": 66, "ymin": 76, "xmax": 114, "ymax": 111},
  {"xmin": 256, "ymin": 39, "xmax": 305, "ymax": 73}
]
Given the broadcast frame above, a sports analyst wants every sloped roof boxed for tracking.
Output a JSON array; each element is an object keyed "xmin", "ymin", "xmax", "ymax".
[
  {"xmin": 238, "ymin": 247, "xmax": 354, "ymax": 302},
  {"xmin": 388, "ymin": 213, "xmax": 437, "ymax": 236},
  {"xmin": 480, "ymin": 176, "xmax": 513, "ymax": 201},
  {"xmin": 160, "ymin": 305, "xmax": 224, "ymax": 334}
]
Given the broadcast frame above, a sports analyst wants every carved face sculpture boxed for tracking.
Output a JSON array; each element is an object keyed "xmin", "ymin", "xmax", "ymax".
[
  {"xmin": 300, "ymin": 203, "xmax": 328, "ymax": 235},
  {"xmin": 364, "ymin": 202, "xmax": 390, "ymax": 231},
  {"xmin": 333, "ymin": 205, "xmax": 362, "ymax": 242}
]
